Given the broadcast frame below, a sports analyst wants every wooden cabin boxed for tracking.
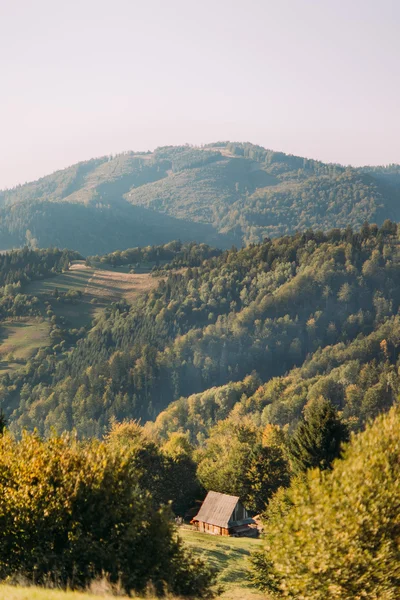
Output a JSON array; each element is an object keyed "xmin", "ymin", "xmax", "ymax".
[{"xmin": 192, "ymin": 491, "xmax": 257, "ymax": 537}]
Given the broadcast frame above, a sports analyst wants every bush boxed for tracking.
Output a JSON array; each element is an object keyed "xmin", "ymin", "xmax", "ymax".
[
  {"xmin": 0, "ymin": 431, "xmax": 215, "ymax": 597},
  {"xmin": 251, "ymin": 406, "xmax": 400, "ymax": 599}
]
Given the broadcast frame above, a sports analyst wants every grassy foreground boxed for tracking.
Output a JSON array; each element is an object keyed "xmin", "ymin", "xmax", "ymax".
[
  {"xmin": 179, "ymin": 527, "xmax": 265, "ymax": 599},
  {"xmin": 0, "ymin": 528, "xmax": 268, "ymax": 600},
  {"xmin": 0, "ymin": 587, "xmax": 112, "ymax": 600}
]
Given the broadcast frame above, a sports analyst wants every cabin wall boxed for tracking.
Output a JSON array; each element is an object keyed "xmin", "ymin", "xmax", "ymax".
[
  {"xmin": 232, "ymin": 502, "xmax": 248, "ymax": 522},
  {"xmin": 195, "ymin": 521, "xmax": 229, "ymax": 535}
]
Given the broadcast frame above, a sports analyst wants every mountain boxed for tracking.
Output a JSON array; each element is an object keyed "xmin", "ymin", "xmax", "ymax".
[{"xmin": 1, "ymin": 143, "xmax": 400, "ymax": 254}]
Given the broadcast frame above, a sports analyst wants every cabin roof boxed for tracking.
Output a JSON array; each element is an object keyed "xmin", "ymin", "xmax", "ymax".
[{"xmin": 193, "ymin": 491, "xmax": 241, "ymax": 528}]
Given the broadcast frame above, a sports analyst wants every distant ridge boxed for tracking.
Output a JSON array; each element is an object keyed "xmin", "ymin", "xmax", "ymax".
[{"xmin": 1, "ymin": 142, "xmax": 399, "ymax": 254}]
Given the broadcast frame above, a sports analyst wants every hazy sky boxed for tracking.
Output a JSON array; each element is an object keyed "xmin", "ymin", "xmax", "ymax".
[{"xmin": 1, "ymin": 0, "xmax": 399, "ymax": 188}]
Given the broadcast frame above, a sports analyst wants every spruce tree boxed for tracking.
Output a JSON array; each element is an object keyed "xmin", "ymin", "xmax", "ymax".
[{"xmin": 289, "ymin": 397, "xmax": 349, "ymax": 473}]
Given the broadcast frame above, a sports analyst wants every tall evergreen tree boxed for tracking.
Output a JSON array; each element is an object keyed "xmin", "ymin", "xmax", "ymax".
[{"xmin": 289, "ymin": 398, "xmax": 349, "ymax": 473}]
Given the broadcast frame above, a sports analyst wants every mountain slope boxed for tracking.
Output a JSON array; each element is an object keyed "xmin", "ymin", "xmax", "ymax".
[
  {"xmin": 1, "ymin": 143, "xmax": 400, "ymax": 254},
  {"xmin": 0, "ymin": 199, "xmax": 233, "ymax": 255},
  {"xmin": 4, "ymin": 222, "xmax": 400, "ymax": 437}
]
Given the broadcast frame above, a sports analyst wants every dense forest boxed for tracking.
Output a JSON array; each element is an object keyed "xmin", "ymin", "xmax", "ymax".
[
  {"xmin": 0, "ymin": 247, "xmax": 80, "ymax": 286},
  {"xmin": 0, "ymin": 222, "xmax": 399, "ymax": 446},
  {"xmin": 1, "ymin": 143, "xmax": 400, "ymax": 254}
]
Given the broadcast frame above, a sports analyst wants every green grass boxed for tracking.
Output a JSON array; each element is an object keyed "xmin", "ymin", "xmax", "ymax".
[
  {"xmin": 0, "ymin": 585, "xmax": 163, "ymax": 599},
  {"xmin": 0, "ymin": 320, "xmax": 50, "ymax": 372},
  {"xmin": 27, "ymin": 269, "xmax": 94, "ymax": 296},
  {"xmin": 179, "ymin": 527, "xmax": 266, "ymax": 600},
  {"xmin": 25, "ymin": 263, "xmax": 99, "ymax": 329}
]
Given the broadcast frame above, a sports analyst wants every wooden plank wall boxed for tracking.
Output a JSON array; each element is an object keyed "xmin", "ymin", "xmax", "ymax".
[{"xmin": 195, "ymin": 521, "xmax": 230, "ymax": 536}]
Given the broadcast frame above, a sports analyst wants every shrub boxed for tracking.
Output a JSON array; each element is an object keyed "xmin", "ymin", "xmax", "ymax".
[
  {"xmin": 251, "ymin": 406, "xmax": 400, "ymax": 599},
  {"xmin": 0, "ymin": 431, "xmax": 215, "ymax": 597}
]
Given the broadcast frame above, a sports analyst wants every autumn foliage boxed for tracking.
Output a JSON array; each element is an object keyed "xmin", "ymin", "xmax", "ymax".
[
  {"xmin": 0, "ymin": 431, "xmax": 214, "ymax": 597},
  {"xmin": 252, "ymin": 406, "xmax": 400, "ymax": 599}
]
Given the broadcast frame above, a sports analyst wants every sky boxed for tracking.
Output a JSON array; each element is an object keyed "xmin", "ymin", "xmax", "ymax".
[{"xmin": 0, "ymin": 0, "xmax": 399, "ymax": 188}]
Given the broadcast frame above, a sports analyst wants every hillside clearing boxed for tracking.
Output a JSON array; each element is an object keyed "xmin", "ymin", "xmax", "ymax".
[
  {"xmin": 0, "ymin": 263, "xmax": 158, "ymax": 374},
  {"xmin": 22, "ymin": 262, "xmax": 158, "ymax": 330},
  {"xmin": 83, "ymin": 266, "xmax": 157, "ymax": 302},
  {"xmin": 0, "ymin": 321, "xmax": 50, "ymax": 372},
  {"xmin": 27, "ymin": 263, "xmax": 94, "ymax": 295},
  {"xmin": 27, "ymin": 261, "xmax": 157, "ymax": 304}
]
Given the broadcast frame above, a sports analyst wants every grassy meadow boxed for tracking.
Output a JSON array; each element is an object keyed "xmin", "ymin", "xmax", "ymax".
[
  {"xmin": 179, "ymin": 528, "xmax": 265, "ymax": 599},
  {"xmin": 26, "ymin": 261, "xmax": 157, "ymax": 327},
  {"xmin": 0, "ymin": 587, "xmax": 120, "ymax": 600},
  {"xmin": 26, "ymin": 261, "xmax": 157, "ymax": 303},
  {"xmin": 0, "ymin": 528, "xmax": 268, "ymax": 600},
  {"xmin": 0, "ymin": 586, "xmax": 268, "ymax": 600},
  {"xmin": 0, "ymin": 320, "xmax": 50, "ymax": 373}
]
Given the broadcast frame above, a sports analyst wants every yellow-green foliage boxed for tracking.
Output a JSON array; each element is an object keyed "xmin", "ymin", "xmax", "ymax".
[
  {"xmin": 253, "ymin": 406, "xmax": 400, "ymax": 599},
  {"xmin": 0, "ymin": 432, "xmax": 214, "ymax": 597},
  {"xmin": 196, "ymin": 418, "xmax": 289, "ymax": 513}
]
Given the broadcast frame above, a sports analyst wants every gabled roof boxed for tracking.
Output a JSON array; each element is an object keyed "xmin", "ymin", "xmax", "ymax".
[{"xmin": 193, "ymin": 491, "xmax": 240, "ymax": 528}]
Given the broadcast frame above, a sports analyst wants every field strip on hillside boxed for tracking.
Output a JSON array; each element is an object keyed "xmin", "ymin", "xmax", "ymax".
[
  {"xmin": 84, "ymin": 268, "xmax": 158, "ymax": 302},
  {"xmin": 32, "ymin": 260, "xmax": 160, "ymax": 303},
  {"xmin": 27, "ymin": 263, "xmax": 94, "ymax": 295}
]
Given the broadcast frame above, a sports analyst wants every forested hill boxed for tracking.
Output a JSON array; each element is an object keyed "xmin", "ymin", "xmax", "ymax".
[
  {"xmin": 4, "ymin": 221, "xmax": 400, "ymax": 440},
  {"xmin": 1, "ymin": 142, "xmax": 400, "ymax": 254}
]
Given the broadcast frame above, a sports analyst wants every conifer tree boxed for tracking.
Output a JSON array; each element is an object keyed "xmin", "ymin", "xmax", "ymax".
[{"xmin": 289, "ymin": 397, "xmax": 349, "ymax": 473}]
